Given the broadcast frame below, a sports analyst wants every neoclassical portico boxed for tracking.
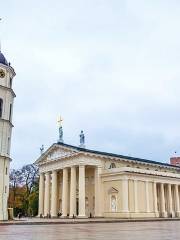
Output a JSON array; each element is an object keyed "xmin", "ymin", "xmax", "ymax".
[
  {"xmin": 38, "ymin": 164, "xmax": 102, "ymax": 218},
  {"xmin": 35, "ymin": 142, "xmax": 180, "ymax": 219}
]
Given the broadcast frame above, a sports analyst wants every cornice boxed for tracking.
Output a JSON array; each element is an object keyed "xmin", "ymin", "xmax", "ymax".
[
  {"xmin": 101, "ymin": 167, "xmax": 180, "ymax": 180},
  {"xmin": 0, "ymin": 118, "xmax": 14, "ymax": 127},
  {"xmin": 0, "ymin": 154, "xmax": 12, "ymax": 161},
  {"xmin": 0, "ymin": 84, "xmax": 16, "ymax": 97}
]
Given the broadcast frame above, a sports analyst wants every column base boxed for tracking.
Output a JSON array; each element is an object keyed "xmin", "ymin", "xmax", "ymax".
[
  {"xmin": 94, "ymin": 215, "xmax": 103, "ymax": 218},
  {"xmin": 167, "ymin": 211, "xmax": 175, "ymax": 218},
  {"xmin": 69, "ymin": 215, "xmax": 77, "ymax": 218},
  {"xmin": 77, "ymin": 215, "xmax": 87, "ymax": 218},
  {"xmin": 61, "ymin": 215, "xmax": 69, "ymax": 218},
  {"xmin": 161, "ymin": 212, "xmax": 168, "ymax": 218},
  {"xmin": 175, "ymin": 211, "xmax": 180, "ymax": 218},
  {"xmin": 154, "ymin": 211, "xmax": 160, "ymax": 218},
  {"xmin": 176, "ymin": 211, "xmax": 180, "ymax": 218}
]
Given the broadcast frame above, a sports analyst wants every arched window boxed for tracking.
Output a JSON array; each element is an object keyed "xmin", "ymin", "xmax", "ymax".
[
  {"xmin": 10, "ymin": 77, "xmax": 12, "ymax": 88},
  {"xmin": 109, "ymin": 163, "xmax": 116, "ymax": 169},
  {"xmin": 0, "ymin": 98, "xmax": 3, "ymax": 118},
  {"xmin": 9, "ymin": 104, "xmax": 12, "ymax": 121},
  {"xmin": 7, "ymin": 137, "xmax": 10, "ymax": 154}
]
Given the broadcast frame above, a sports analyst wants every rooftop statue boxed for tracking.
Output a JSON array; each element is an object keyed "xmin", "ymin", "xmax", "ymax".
[
  {"xmin": 79, "ymin": 130, "xmax": 85, "ymax": 148},
  {"xmin": 57, "ymin": 116, "xmax": 63, "ymax": 143}
]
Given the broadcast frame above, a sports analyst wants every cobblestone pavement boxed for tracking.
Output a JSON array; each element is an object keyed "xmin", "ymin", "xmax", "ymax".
[{"xmin": 0, "ymin": 221, "xmax": 179, "ymax": 240}]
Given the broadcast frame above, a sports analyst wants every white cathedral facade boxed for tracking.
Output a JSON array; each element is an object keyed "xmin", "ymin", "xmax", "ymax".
[
  {"xmin": 36, "ymin": 129, "xmax": 180, "ymax": 219},
  {"xmin": 0, "ymin": 51, "xmax": 15, "ymax": 220}
]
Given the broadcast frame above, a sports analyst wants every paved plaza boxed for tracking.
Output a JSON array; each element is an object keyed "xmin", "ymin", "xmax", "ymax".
[{"xmin": 0, "ymin": 221, "xmax": 180, "ymax": 240}]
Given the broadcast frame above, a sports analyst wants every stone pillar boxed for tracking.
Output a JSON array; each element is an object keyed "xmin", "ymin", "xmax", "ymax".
[
  {"xmin": 78, "ymin": 165, "xmax": 86, "ymax": 217},
  {"xmin": 153, "ymin": 182, "xmax": 158, "ymax": 217},
  {"xmin": 38, "ymin": 173, "xmax": 45, "ymax": 216},
  {"xmin": 44, "ymin": 172, "xmax": 50, "ymax": 216},
  {"xmin": 122, "ymin": 178, "xmax": 129, "ymax": 214},
  {"xmin": 95, "ymin": 166, "xmax": 102, "ymax": 217},
  {"xmin": 70, "ymin": 166, "xmax": 77, "ymax": 217},
  {"xmin": 160, "ymin": 183, "xmax": 167, "ymax": 218},
  {"xmin": 62, "ymin": 168, "xmax": 68, "ymax": 217},
  {"xmin": 145, "ymin": 181, "xmax": 150, "ymax": 213},
  {"xmin": 167, "ymin": 184, "xmax": 173, "ymax": 217},
  {"xmin": 175, "ymin": 185, "xmax": 180, "ymax": 217},
  {"xmin": 51, "ymin": 170, "xmax": 58, "ymax": 217},
  {"xmin": 134, "ymin": 179, "xmax": 138, "ymax": 213}
]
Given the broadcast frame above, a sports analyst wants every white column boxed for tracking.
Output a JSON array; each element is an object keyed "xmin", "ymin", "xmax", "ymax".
[
  {"xmin": 51, "ymin": 170, "xmax": 58, "ymax": 217},
  {"xmin": 175, "ymin": 185, "xmax": 180, "ymax": 217},
  {"xmin": 62, "ymin": 168, "xmax": 68, "ymax": 217},
  {"xmin": 78, "ymin": 165, "xmax": 86, "ymax": 217},
  {"xmin": 95, "ymin": 166, "xmax": 102, "ymax": 217},
  {"xmin": 153, "ymin": 182, "xmax": 158, "ymax": 216},
  {"xmin": 167, "ymin": 184, "xmax": 173, "ymax": 217},
  {"xmin": 122, "ymin": 178, "xmax": 129, "ymax": 213},
  {"xmin": 134, "ymin": 179, "xmax": 138, "ymax": 213},
  {"xmin": 70, "ymin": 166, "xmax": 77, "ymax": 217},
  {"xmin": 160, "ymin": 183, "xmax": 167, "ymax": 217},
  {"xmin": 38, "ymin": 173, "xmax": 44, "ymax": 216},
  {"xmin": 145, "ymin": 181, "xmax": 150, "ymax": 213},
  {"xmin": 44, "ymin": 172, "xmax": 50, "ymax": 216}
]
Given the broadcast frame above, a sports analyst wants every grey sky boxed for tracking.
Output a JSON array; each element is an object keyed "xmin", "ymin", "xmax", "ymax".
[{"xmin": 1, "ymin": 0, "xmax": 180, "ymax": 169}]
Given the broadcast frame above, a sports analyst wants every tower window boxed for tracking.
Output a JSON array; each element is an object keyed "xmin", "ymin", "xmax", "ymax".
[
  {"xmin": 5, "ymin": 167, "xmax": 8, "ymax": 175},
  {"xmin": 0, "ymin": 98, "xmax": 3, "ymax": 118},
  {"xmin": 10, "ymin": 77, "xmax": 12, "ymax": 88},
  {"xmin": 7, "ymin": 137, "xmax": 10, "ymax": 154},
  {"xmin": 9, "ymin": 104, "xmax": 12, "ymax": 121}
]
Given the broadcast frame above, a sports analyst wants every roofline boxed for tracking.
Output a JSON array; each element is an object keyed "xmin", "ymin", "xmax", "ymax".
[{"xmin": 56, "ymin": 142, "xmax": 180, "ymax": 170}]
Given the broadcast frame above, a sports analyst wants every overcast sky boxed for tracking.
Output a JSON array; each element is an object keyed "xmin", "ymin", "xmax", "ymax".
[{"xmin": 1, "ymin": 0, "xmax": 180, "ymax": 169}]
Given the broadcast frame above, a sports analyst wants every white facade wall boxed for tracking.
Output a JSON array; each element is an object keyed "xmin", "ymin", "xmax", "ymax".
[{"xmin": 0, "ymin": 62, "xmax": 15, "ymax": 220}]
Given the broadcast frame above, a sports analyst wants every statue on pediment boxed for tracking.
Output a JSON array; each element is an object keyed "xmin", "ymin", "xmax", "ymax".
[{"xmin": 79, "ymin": 130, "xmax": 85, "ymax": 148}]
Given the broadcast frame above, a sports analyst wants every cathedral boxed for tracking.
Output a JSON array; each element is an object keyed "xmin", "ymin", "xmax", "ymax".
[
  {"xmin": 0, "ymin": 51, "xmax": 15, "ymax": 220},
  {"xmin": 36, "ymin": 126, "xmax": 180, "ymax": 219}
]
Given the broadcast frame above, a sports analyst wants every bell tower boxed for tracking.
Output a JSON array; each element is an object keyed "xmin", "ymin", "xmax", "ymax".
[{"xmin": 0, "ymin": 51, "xmax": 16, "ymax": 220}]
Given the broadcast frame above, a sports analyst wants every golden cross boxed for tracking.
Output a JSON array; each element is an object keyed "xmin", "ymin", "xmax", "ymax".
[{"xmin": 57, "ymin": 116, "xmax": 63, "ymax": 127}]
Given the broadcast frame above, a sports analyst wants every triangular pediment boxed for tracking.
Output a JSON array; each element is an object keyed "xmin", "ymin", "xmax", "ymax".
[
  {"xmin": 108, "ymin": 187, "xmax": 119, "ymax": 194},
  {"xmin": 35, "ymin": 143, "xmax": 79, "ymax": 165}
]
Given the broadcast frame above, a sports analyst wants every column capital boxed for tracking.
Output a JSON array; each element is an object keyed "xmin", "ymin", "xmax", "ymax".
[
  {"xmin": 79, "ymin": 164, "xmax": 85, "ymax": 168},
  {"xmin": 96, "ymin": 165, "xmax": 102, "ymax": 168}
]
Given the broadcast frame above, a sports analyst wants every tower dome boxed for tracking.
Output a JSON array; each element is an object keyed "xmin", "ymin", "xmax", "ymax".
[{"xmin": 0, "ymin": 52, "xmax": 8, "ymax": 66}]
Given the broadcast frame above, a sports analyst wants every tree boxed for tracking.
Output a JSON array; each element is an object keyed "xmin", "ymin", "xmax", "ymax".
[
  {"xmin": 9, "ymin": 169, "xmax": 22, "ymax": 208},
  {"xmin": 9, "ymin": 164, "xmax": 39, "ymax": 217}
]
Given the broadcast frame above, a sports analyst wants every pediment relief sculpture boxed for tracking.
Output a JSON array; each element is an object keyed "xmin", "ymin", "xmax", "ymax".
[{"xmin": 47, "ymin": 149, "xmax": 76, "ymax": 161}]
